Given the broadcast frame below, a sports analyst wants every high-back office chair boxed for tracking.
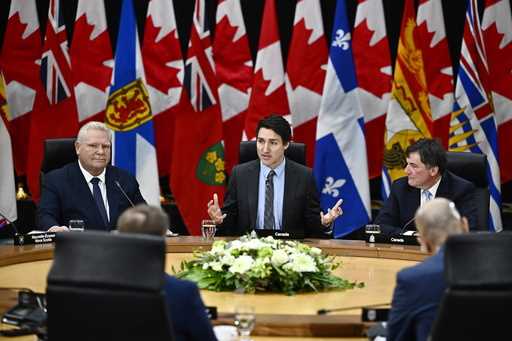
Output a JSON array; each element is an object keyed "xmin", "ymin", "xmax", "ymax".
[
  {"xmin": 239, "ymin": 141, "xmax": 306, "ymax": 165},
  {"xmin": 46, "ymin": 231, "xmax": 175, "ymax": 341},
  {"xmin": 445, "ymin": 151, "xmax": 489, "ymax": 230},
  {"xmin": 430, "ymin": 232, "xmax": 512, "ymax": 341},
  {"xmin": 41, "ymin": 138, "xmax": 77, "ymax": 174}
]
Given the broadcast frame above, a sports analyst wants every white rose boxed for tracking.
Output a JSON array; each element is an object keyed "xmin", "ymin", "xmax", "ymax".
[
  {"xmin": 220, "ymin": 254, "xmax": 236, "ymax": 266},
  {"xmin": 244, "ymin": 239, "xmax": 266, "ymax": 250},
  {"xmin": 271, "ymin": 249, "xmax": 289, "ymax": 267},
  {"xmin": 310, "ymin": 247, "xmax": 322, "ymax": 255},
  {"xmin": 289, "ymin": 253, "xmax": 317, "ymax": 272},
  {"xmin": 210, "ymin": 261, "xmax": 223, "ymax": 272},
  {"xmin": 229, "ymin": 255, "xmax": 254, "ymax": 274}
]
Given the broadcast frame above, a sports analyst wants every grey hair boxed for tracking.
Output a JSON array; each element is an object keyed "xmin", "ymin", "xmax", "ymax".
[
  {"xmin": 76, "ymin": 121, "xmax": 112, "ymax": 144},
  {"xmin": 117, "ymin": 204, "xmax": 169, "ymax": 237},
  {"xmin": 415, "ymin": 198, "xmax": 464, "ymax": 248}
]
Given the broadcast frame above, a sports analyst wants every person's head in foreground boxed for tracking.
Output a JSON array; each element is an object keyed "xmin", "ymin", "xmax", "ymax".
[
  {"xmin": 117, "ymin": 204, "xmax": 168, "ymax": 236},
  {"xmin": 415, "ymin": 197, "xmax": 469, "ymax": 253},
  {"xmin": 405, "ymin": 138, "xmax": 446, "ymax": 190},
  {"xmin": 256, "ymin": 115, "xmax": 291, "ymax": 169}
]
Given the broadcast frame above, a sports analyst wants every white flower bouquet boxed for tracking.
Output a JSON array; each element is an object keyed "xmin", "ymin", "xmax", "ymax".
[{"xmin": 174, "ymin": 233, "xmax": 363, "ymax": 295}]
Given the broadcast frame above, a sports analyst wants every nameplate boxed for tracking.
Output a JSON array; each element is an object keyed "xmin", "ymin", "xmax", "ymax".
[
  {"xmin": 362, "ymin": 307, "xmax": 390, "ymax": 322},
  {"xmin": 255, "ymin": 230, "xmax": 304, "ymax": 240},
  {"xmin": 14, "ymin": 232, "xmax": 56, "ymax": 246},
  {"xmin": 365, "ymin": 233, "xmax": 419, "ymax": 246}
]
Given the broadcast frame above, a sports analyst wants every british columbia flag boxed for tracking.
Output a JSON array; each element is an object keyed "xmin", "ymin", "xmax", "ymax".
[
  {"xmin": 450, "ymin": 0, "xmax": 502, "ymax": 231},
  {"xmin": 40, "ymin": 0, "xmax": 72, "ymax": 104}
]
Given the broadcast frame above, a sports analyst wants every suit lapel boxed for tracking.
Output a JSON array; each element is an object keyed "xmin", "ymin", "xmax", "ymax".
[
  {"xmin": 282, "ymin": 160, "xmax": 296, "ymax": 229},
  {"xmin": 247, "ymin": 161, "xmax": 259, "ymax": 229},
  {"xmin": 105, "ymin": 166, "xmax": 118, "ymax": 229},
  {"xmin": 435, "ymin": 172, "xmax": 451, "ymax": 198},
  {"xmin": 69, "ymin": 163, "xmax": 102, "ymax": 227}
]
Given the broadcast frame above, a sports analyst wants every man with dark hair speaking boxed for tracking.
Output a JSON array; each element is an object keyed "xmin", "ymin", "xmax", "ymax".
[
  {"xmin": 117, "ymin": 204, "xmax": 217, "ymax": 341},
  {"xmin": 207, "ymin": 115, "xmax": 342, "ymax": 237},
  {"xmin": 375, "ymin": 138, "xmax": 477, "ymax": 234}
]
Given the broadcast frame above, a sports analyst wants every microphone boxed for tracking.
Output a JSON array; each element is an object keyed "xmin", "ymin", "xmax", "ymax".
[
  {"xmin": 317, "ymin": 302, "xmax": 390, "ymax": 315},
  {"xmin": 399, "ymin": 216, "xmax": 416, "ymax": 235},
  {"xmin": 0, "ymin": 210, "xmax": 20, "ymax": 238},
  {"xmin": 115, "ymin": 181, "xmax": 135, "ymax": 207}
]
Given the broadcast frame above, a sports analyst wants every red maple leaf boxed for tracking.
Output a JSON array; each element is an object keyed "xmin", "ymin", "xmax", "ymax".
[
  {"xmin": 352, "ymin": 17, "xmax": 392, "ymax": 98},
  {"xmin": 483, "ymin": 22, "xmax": 512, "ymax": 98},
  {"xmin": 142, "ymin": 17, "xmax": 182, "ymax": 94},
  {"xmin": 286, "ymin": 19, "xmax": 327, "ymax": 95},
  {"xmin": 70, "ymin": 15, "xmax": 113, "ymax": 91},
  {"xmin": 415, "ymin": 21, "xmax": 454, "ymax": 99},
  {"xmin": 213, "ymin": 16, "xmax": 253, "ymax": 93}
]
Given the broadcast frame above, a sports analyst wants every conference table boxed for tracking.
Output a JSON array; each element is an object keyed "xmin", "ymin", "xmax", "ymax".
[{"xmin": 0, "ymin": 236, "xmax": 428, "ymax": 340}]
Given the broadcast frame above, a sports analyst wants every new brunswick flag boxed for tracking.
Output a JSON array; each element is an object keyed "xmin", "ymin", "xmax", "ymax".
[{"xmin": 382, "ymin": 0, "xmax": 433, "ymax": 193}]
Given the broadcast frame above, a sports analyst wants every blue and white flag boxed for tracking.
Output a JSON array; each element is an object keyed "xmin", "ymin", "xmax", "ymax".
[
  {"xmin": 314, "ymin": 0, "xmax": 371, "ymax": 238},
  {"xmin": 450, "ymin": 0, "xmax": 502, "ymax": 231},
  {"xmin": 106, "ymin": 0, "xmax": 160, "ymax": 206}
]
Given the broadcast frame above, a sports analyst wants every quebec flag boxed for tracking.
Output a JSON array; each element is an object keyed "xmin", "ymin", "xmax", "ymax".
[
  {"xmin": 106, "ymin": 0, "xmax": 160, "ymax": 206},
  {"xmin": 314, "ymin": 0, "xmax": 371, "ymax": 237}
]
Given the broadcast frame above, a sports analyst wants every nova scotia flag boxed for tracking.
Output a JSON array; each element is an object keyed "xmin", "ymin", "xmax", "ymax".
[
  {"xmin": 106, "ymin": 0, "xmax": 160, "ymax": 206},
  {"xmin": 314, "ymin": 0, "xmax": 371, "ymax": 237}
]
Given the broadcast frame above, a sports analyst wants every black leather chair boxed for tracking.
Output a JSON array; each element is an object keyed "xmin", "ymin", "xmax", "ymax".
[
  {"xmin": 41, "ymin": 138, "xmax": 77, "ymax": 174},
  {"xmin": 445, "ymin": 151, "xmax": 489, "ymax": 230},
  {"xmin": 46, "ymin": 231, "xmax": 175, "ymax": 341},
  {"xmin": 239, "ymin": 141, "xmax": 306, "ymax": 165},
  {"xmin": 430, "ymin": 232, "xmax": 512, "ymax": 340}
]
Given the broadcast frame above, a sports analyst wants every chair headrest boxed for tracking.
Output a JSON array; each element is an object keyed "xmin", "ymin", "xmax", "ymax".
[
  {"xmin": 41, "ymin": 138, "xmax": 77, "ymax": 174},
  {"xmin": 444, "ymin": 232, "xmax": 512, "ymax": 288},
  {"xmin": 446, "ymin": 152, "xmax": 487, "ymax": 187},
  {"xmin": 48, "ymin": 231, "xmax": 166, "ymax": 291},
  {"xmin": 239, "ymin": 141, "xmax": 306, "ymax": 165}
]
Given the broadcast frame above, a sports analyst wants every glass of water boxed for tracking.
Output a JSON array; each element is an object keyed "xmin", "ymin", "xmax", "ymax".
[
  {"xmin": 68, "ymin": 219, "xmax": 85, "ymax": 231},
  {"xmin": 201, "ymin": 219, "xmax": 216, "ymax": 240},
  {"xmin": 234, "ymin": 305, "xmax": 255, "ymax": 341}
]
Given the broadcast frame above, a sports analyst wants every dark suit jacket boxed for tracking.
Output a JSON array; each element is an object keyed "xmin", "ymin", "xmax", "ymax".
[
  {"xmin": 387, "ymin": 248, "xmax": 446, "ymax": 341},
  {"xmin": 38, "ymin": 162, "xmax": 146, "ymax": 230},
  {"xmin": 164, "ymin": 275, "xmax": 217, "ymax": 341},
  {"xmin": 219, "ymin": 159, "xmax": 329, "ymax": 237},
  {"xmin": 374, "ymin": 171, "xmax": 477, "ymax": 234}
]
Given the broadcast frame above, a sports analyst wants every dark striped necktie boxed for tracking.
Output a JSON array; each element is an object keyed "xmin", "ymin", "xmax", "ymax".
[{"xmin": 263, "ymin": 170, "xmax": 276, "ymax": 229}]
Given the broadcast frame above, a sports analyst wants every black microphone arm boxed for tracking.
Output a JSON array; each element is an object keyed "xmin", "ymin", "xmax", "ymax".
[
  {"xmin": 317, "ymin": 302, "xmax": 390, "ymax": 315},
  {"xmin": 115, "ymin": 181, "xmax": 135, "ymax": 207},
  {"xmin": 399, "ymin": 216, "xmax": 416, "ymax": 235},
  {"xmin": 0, "ymin": 210, "xmax": 20, "ymax": 237}
]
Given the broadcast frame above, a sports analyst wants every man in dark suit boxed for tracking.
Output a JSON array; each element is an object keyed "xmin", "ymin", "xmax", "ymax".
[
  {"xmin": 387, "ymin": 197, "xmax": 468, "ymax": 341},
  {"xmin": 38, "ymin": 121, "xmax": 145, "ymax": 231},
  {"xmin": 375, "ymin": 138, "xmax": 477, "ymax": 234},
  {"xmin": 207, "ymin": 115, "xmax": 342, "ymax": 237},
  {"xmin": 117, "ymin": 204, "xmax": 217, "ymax": 341}
]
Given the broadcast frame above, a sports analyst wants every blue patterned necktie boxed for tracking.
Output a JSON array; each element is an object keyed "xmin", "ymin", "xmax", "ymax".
[
  {"xmin": 263, "ymin": 170, "xmax": 276, "ymax": 229},
  {"xmin": 91, "ymin": 177, "xmax": 109, "ymax": 226},
  {"xmin": 423, "ymin": 190, "xmax": 433, "ymax": 202}
]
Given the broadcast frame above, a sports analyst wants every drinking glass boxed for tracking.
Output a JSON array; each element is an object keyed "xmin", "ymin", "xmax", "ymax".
[
  {"xmin": 234, "ymin": 305, "xmax": 255, "ymax": 341},
  {"xmin": 68, "ymin": 219, "xmax": 85, "ymax": 231},
  {"xmin": 201, "ymin": 219, "xmax": 216, "ymax": 240}
]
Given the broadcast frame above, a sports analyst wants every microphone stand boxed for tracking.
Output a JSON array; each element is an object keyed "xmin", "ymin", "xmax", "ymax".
[{"xmin": 317, "ymin": 302, "xmax": 390, "ymax": 315}]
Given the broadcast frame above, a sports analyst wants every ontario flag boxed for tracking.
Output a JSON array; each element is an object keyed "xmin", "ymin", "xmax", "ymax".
[
  {"xmin": 107, "ymin": 0, "xmax": 160, "ymax": 207},
  {"xmin": 71, "ymin": 0, "xmax": 114, "ymax": 123},
  {"xmin": 314, "ymin": 0, "xmax": 371, "ymax": 238},
  {"xmin": 245, "ymin": 0, "xmax": 290, "ymax": 139},
  {"xmin": 213, "ymin": 0, "xmax": 253, "ymax": 174},
  {"xmin": 0, "ymin": 72, "xmax": 17, "ymax": 227},
  {"xmin": 382, "ymin": 0, "xmax": 433, "ymax": 196},
  {"xmin": 142, "ymin": 0, "xmax": 184, "ymax": 177},
  {"xmin": 481, "ymin": 0, "xmax": 512, "ymax": 184},
  {"xmin": 0, "ymin": 0, "xmax": 47, "ymax": 176},
  {"xmin": 416, "ymin": 0, "xmax": 454, "ymax": 147},
  {"xmin": 27, "ymin": 0, "xmax": 79, "ymax": 200},
  {"xmin": 171, "ymin": 0, "xmax": 226, "ymax": 235},
  {"xmin": 352, "ymin": 0, "xmax": 392, "ymax": 179},
  {"xmin": 285, "ymin": 0, "xmax": 328, "ymax": 167},
  {"xmin": 449, "ymin": 0, "xmax": 502, "ymax": 231}
]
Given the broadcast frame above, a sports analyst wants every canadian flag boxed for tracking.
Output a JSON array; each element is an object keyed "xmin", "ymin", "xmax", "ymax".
[
  {"xmin": 416, "ymin": 0, "xmax": 454, "ymax": 147},
  {"xmin": 0, "ymin": 0, "xmax": 47, "ymax": 176},
  {"xmin": 245, "ymin": 0, "xmax": 290, "ymax": 139},
  {"xmin": 481, "ymin": 0, "xmax": 512, "ymax": 183},
  {"xmin": 285, "ymin": 0, "xmax": 328, "ymax": 167},
  {"xmin": 352, "ymin": 0, "xmax": 392, "ymax": 179},
  {"xmin": 142, "ymin": 0, "xmax": 185, "ymax": 176},
  {"xmin": 70, "ymin": 0, "xmax": 114, "ymax": 123},
  {"xmin": 213, "ymin": 0, "xmax": 253, "ymax": 173}
]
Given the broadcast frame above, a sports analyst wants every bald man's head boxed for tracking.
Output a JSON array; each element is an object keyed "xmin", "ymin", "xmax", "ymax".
[
  {"xmin": 117, "ymin": 204, "xmax": 169, "ymax": 237},
  {"xmin": 415, "ymin": 198, "xmax": 468, "ymax": 252}
]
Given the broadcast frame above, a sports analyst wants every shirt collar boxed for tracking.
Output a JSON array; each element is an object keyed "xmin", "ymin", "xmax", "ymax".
[
  {"xmin": 424, "ymin": 176, "xmax": 442, "ymax": 197},
  {"xmin": 260, "ymin": 157, "xmax": 286, "ymax": 178},
  {"xmin": 78, "ymin": 160, "xmax": 106, "ymax": 184}
]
